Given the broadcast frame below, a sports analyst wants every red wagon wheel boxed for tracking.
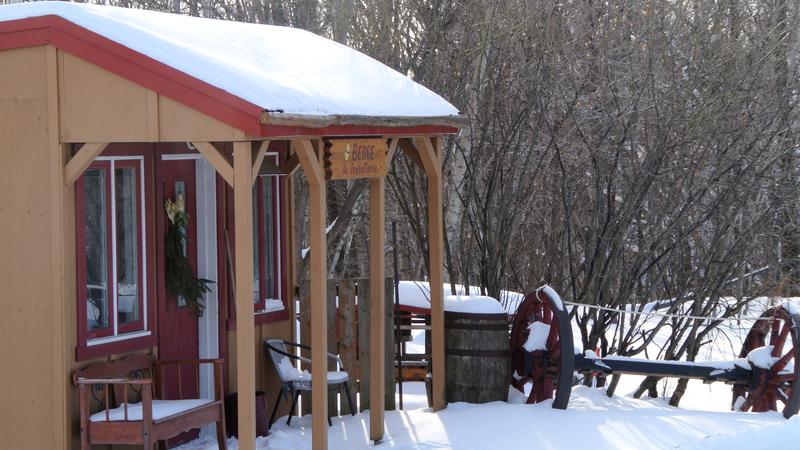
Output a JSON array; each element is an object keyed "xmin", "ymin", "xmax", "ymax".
[
  {"xmin": 732, "ymin": 304, "xmax": 800, "ymax": 418},
  {"xmin": 510, "ymin": 286, "xmax": 574, "ymax": 409}
]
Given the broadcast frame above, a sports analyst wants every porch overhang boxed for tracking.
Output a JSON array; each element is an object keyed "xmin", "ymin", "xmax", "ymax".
[{"xmin": 0, "ymin": 14, "xmax": 463, "ymax": 140}]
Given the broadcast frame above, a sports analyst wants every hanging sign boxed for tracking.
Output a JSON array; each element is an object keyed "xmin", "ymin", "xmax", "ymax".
[{"xmin": 324, "ymin": 139, "xmax": 388, "ymax": 180}]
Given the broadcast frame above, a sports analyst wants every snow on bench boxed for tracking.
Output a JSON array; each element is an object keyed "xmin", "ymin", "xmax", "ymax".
[{"xmin": 90, "ymin": 399, "xmax": 212, "ymax": 422}]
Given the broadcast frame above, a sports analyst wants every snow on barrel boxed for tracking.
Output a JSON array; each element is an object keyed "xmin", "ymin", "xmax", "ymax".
[{"xmin": 444, "ymin": 294, "xmax": 511, "ymax": 404}]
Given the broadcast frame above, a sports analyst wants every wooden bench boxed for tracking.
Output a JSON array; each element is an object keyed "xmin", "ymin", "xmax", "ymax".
[{"xmin": 72, "ymin": 354, "xmax": 227, "ymax": 449}]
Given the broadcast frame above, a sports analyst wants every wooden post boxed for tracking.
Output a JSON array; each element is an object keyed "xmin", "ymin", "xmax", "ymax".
[
  {"xmin": 233, "ymin": 141, "xmax": 256, "ymax": 450},
  {"xmin": 327, "ymin": 280, "xmax": 338, "ymax": 419},
  {"xmin": 369, "ymin": 177, "xmax": 386, "ymax": 442},
  {"xmin": 384, "ymin": 279, "xmax": 396, "ymax": 411},
  {"xmin": 414, "ymin": 137, "xmax": 446, "ymax": 412},
  {"xmin": 357, "ymin": 278, "xmax": 371, "ymax": 413},
  {"xmin": 338, "ymin": 280, "xmax": 357, "ymax": 415},
  {"xmin": 294, "ymin": 139, "xmax": 328, "ymax": 450}
]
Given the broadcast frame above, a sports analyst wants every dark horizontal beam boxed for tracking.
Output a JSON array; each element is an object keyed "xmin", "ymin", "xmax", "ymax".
[{"xmin": 574, "ymin": 354, "xmax": 752, "ymax": 384}]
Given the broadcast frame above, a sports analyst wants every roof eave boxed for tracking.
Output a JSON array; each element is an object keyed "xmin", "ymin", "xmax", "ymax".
[{"xmin": 259, "ymin": 111, "xmax": 466, "ymax": 132}]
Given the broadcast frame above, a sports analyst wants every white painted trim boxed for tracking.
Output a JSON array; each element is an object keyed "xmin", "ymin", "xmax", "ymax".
[
  {"xmin": 140, "ymin": 158, "xmax": 148, "ymax": 332},
  {"xmin": 195, "ymin": 158, "xmax": 219, "ymax": 439},
  {"xmin": 96, "ymin": 156, "xmax": 143, "ymax": 161},
  {"xmin": 87, "ymin": 330, "xmax": 151, "ymax": 347},
  {"xmin": 161, "ymin": 153, "xmax": 204, "ymax": 161},
  {"xmin": 274, "ymin": 175, "xmax": 282, "ymax": 302},
  {"xmin": 109, "ymin": 160, "xmax": 118, "ymax": 336}
]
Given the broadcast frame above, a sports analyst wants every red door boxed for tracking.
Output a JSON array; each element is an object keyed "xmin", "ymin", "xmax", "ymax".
[{"xmin": 156, "ymin": 158, "xmax": 201, "ymax": 446}]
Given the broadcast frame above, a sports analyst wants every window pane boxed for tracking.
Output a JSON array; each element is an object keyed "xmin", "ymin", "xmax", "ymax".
[
  {"xmin": 262, "ymin": 179, "xmax": 276, "ymax": 300},
  {"xmin": 252, "ymin": 185, "xmax": 260, "ymax": 304},
  {"xmin": 84, "ymin": 169, "xmax": 110, "ymax": 334},
  {"xmin": 115, "ymin": 167, "xmax": 140, "ymax": 327}
]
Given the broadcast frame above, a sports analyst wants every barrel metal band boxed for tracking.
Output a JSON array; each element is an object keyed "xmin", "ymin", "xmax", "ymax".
[
  {"xmin": 445, "ymin": 348, "xmax": 510, "ymax": 358},
  {"xmin": 445, "ymin": 322, "xmax": 509, "ymax": 331},
  {"xmin": 444, "ymin": 311, "xmax": 509, "ymax": 320}
]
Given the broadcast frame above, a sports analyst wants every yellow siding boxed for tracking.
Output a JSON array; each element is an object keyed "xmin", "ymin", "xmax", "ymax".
[
  {"xmin": 0, "ymin": 45, "xmax": 62, "ymax": 450},
  {"xmin": 59, "ymin": 51, "xmax": 244, "ymax": 143}
]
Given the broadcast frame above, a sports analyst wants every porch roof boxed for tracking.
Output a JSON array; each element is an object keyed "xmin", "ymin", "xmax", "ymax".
[{"xmin": 0, "ymin": 1, "xmax": 463, "ymax": 137}]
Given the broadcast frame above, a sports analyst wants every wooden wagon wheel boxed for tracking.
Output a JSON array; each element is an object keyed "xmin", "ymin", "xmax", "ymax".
[
  {"xmin": 510, "ymin": 285, "xmax": 574, "ymax": 409},
  {"xmin": 732, "ymin": 304, "xmax": 800, "ymax": 418}
]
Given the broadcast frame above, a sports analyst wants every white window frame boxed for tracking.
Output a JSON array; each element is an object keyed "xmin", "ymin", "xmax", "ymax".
[
  {"xmin": 86, "ymin": 155, "xmax": 150, "ymax": 346},
  {"xmin": 256, "ymin": 152, "xmax": 284, "ymax": 315}
]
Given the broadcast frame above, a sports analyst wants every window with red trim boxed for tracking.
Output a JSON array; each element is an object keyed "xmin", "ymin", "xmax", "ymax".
[
  {"xmin": 252, "ymin": 169, "xmax": 283, "ymax": 314},
  {"xmin": 76, "ymin": 157, "xmax": 150, "ymax": 349}
]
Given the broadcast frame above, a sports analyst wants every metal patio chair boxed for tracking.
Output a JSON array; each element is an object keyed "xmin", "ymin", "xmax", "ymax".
[{"xmin": 264, "ymin": 339, "xmax": 356, "ymax": 429}]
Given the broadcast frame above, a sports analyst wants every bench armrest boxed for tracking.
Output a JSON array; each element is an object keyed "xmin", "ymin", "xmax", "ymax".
[{"xmin": 76, "ymin": 377, "xmax": 152, "ymax": 385}]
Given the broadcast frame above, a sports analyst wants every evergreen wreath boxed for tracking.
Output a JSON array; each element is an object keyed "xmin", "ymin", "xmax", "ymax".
[{"xmin": 164, "ymin": 194, "xmax": 212, "ymax": 316}]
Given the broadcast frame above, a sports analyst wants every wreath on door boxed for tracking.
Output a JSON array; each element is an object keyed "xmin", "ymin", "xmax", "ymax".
[{"xmin": 164, "ymin": 193, "xmax": 212, "ymax": 316}]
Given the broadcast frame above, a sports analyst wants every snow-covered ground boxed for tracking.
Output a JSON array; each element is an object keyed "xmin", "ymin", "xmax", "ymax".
[
  {"xmin": 178, "ymin": 352, "xmax": 800, "ymax": 449},
  {"xmin": 177, "ymin": 381, "xmax": 800, "ymax": 449},
  {"xmin": 175, "ymin": 291, "xmax": 800, "ymax": 449}
]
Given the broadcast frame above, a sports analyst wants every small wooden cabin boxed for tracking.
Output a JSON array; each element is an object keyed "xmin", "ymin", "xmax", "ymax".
[{"xmin": 0, "ymin": 2, "xmax": 461, "ymax": 449}]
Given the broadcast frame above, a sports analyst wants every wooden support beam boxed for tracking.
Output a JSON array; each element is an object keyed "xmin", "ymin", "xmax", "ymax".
[
  {"xmin": 294, "ymin": 139, "xmax": 328, "ymax": 449},
  {"xmin": 233, "ymin": 141, "xmax": 256, "ymax": 450},
  {"xmin": 64, "ymin": 142, "xmax": 108, "ymax": 186},
  {"xmin": 293, "ymin": 140, "xmax": 324, "ymax": 184},
  {"xmin": 193, "ymin": 141, "xmax": 234, "ymax": 187},
  {"xmin": 398, "ymin": 138, "xmax": 424, "ymax": 170},
  {"xmin": 284, "ymin": 152, "xmax": 300, "ymax": 176},
  {"xmin": 369, "ymin": 176, "xmax": 386, "ymax": 442},
  {"xmin": 413, "ymin": 136, "xmax": 446, "ymax": 412},
  {"xmin": 386, "ymin": 138, "xmax": 399, "ymax": 166},
  {"xmin": 251, "ymin": 140, "xmax": 270, "ymax": 185},
  {"xmin": 414, "ymin": 137, "xmax": 441, "ymax": 179}
]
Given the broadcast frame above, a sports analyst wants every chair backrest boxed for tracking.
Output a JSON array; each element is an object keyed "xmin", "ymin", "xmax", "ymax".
[{"xmin": 264, "ymin": 339, "xmax": 294, "ymax": 383}]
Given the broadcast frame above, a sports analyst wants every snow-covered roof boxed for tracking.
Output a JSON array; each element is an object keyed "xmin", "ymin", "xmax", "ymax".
[{"xmin": 0, "ymin": 2, "xmax": 460, "ymax": 126}]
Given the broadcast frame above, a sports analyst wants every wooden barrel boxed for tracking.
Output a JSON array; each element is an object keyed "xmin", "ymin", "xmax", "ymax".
[{"xmin": 445, "ymin": 311, "xmax": 511, "ymax": 403}]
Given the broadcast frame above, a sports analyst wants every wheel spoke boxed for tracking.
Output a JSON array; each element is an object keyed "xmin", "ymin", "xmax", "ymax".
[
  {"xmin": 542, "ymin": 376, "xmax": 554, "ymax": 400},
  {"xmin": 770, "ymin": 319, "xmax": 781, "ymax": 345},
  {"xmin": 526, "ymin": 385, "xmax": 538, "ymax": 404},
  {"xmin": 772, "ymin": 321, "xmax": 791, "ymax": 357},
  {"xmin": 772, "ymin": 347, "xmax": 795, "ymax": 373},
  {"xmin": 740, "ymin": 394, "xmax": 754, "ymax": 412},
  {"xmin": 777, "ymin": 388, "xmax": 790, "ymax": 405},
  {"xmin": 547, "ymin": 324, "xmax": 559, "ymax": 349},
  {"xmin": 772, "ymin": 373, "xmax": 795, "ymax": 383}
]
